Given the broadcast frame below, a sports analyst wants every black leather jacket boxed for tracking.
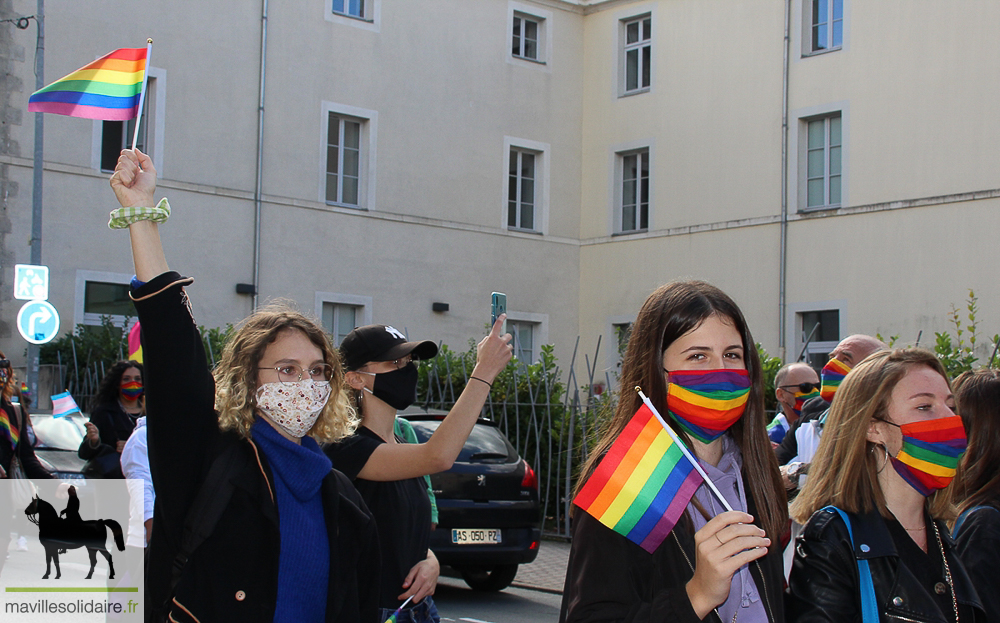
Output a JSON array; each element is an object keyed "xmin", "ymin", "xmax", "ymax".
[{"xmin": 787, "ymin": 507, "xmax": 985, "ymax": 622}]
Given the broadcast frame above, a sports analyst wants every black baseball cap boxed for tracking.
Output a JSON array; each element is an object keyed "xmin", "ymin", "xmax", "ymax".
[{"xmin": 340, "ymin": 324, "xmax": 439, "ymax": 371}]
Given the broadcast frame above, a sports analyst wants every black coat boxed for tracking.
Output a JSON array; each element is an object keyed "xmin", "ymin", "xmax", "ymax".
[
  {"xmin": 952, "ymin": 502, "xmax": 1000, "ymax": 622},
  {"xmin": 787, "ymin": 507, "xmax": 985, "ymax": 622},
  {"xmin": 0, "ymin": 400, "xmax": 53, "ymax": 479},
  {"xmin": 135, "ymin": 272, "xmax": 380, "ymax": 623},
  {"xmin": 560, "ymin": 474, "xmax": 785, "ymax": 623}
]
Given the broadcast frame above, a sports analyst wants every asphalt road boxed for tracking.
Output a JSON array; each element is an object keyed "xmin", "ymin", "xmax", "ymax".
[{"xmin": 434, "ymin": 575, "xmax": 562, "ymax": 623}]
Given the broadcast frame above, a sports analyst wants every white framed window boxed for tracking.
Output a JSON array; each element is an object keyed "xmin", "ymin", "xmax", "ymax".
[
  {"xmin": 786, "ymin": 301, "xmax": 846, "ymax": 373},
  {"xmin": 616, "ymin": 147, "xmax": 650, "ymax": 233},
  {"xmin": 508, "ymin": 148, "xmax": 537, "ymax": 231},
  {"xmin": 94, "ymin": 67, "xmax": 165, "ymax": 174},
  {"xmin": 506, "ymin": 311, "xmax": 548, "ymax": 365},
  {"xmin": 502, "ymin": 137, "xmax": 549, "ymax": 234},
  {"xmin": 507, "ymin": 2, "xmax": 551, "ymax": 69},
  {"xmin": 804, "ymin": 0, "xmax": 844, "ymax": 55},
  {"xmin": 74, "ymin": 270, "xmax": 136, "ymax": 329},
  {"xmin": 620, "ymin": 14, "xmax": 652, "ymax": 96},
  {"xmin": 326, "ymin": 0, "xmax": 380, "ymax": 31},
  {"xmin": 321, "ymin": 102, "xmax": 378, "ymax": 209},
  {"xmin": 315, "ymin": 292, "xmax": 372, "ymax": 345},
  {"xmin": 805, "ymin": 113, "xmax": 842, "ymax": 210}
]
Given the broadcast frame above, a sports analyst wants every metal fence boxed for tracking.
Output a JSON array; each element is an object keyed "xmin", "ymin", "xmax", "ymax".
[{"xmin": 420, "ymin": 336, "xmax": 613, "ymax": 539}]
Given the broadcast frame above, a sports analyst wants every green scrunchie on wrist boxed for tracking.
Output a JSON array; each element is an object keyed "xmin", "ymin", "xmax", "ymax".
[{"xmin": 108, "ymin": 197, "xmax": 170, "ymax": 230}]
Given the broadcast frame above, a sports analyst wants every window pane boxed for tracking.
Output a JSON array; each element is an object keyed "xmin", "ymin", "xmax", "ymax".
[
  {"xmin": 829, "ymin": 175, "xmax": 841, "ymax": 205},
  {"xmin": 813, "ymin": 0, "xmax": 827, "ymax": 26},
  {"xmin": 807, "ymin": 120, "xmax": 824, "ymax": 149},
  {"xmin": 626, "ymin": 49, "xmax": 638, "ymax": 91},
  {"xmin": 512, "ymin": 17, "xmax": 521, "ymax": 55},
  {"xmin": 813, "ymin": 24, "xmax": 828, "ymax": 50},
  {"xmin": 521, "ymin": 178, "xmax": 534, "ymax": 204},
  {"xmin": 622, "ymin": 179, "xmax": 636, "ymax": 208},
  {"xmin": 343, "ymin": 176, "xmax": 359, "ymax": 205},
  {"xmin": 641, "ymin": 45, "xmax": 651, "ymax": 88},
  {"xmin": 829, "ymin": 146, "xmax": 841, "ymax": 176},
  {"xmin": 508, "ymin": 175, "xmax": 518, "ymax": 203},
  {"xmin": 524, "ymin": 39, "xmax": 537, "ymax": 60},
  {"xmin": 326, "ymin": 145, "xmax": 339, "ymax": 175},
  {"xmin": 349, "ymin": 0, "xmax": 363, "ymax": 18},
  {"xmin": 521, "ymin": 152, "xmax": 535, "ymax": 179},
  {"xmin": 84, "ymin": 282, "xmax": 135, "ymax": 317},
  {"xmin": 521, "ymin": 203, "xmax": 534, "ymax": 231},
  {"xmin": 832, "ymin": 0, "xmax": 843, "ymax": 20},
  {"xmin": 326, "ymin": 173, "xmax": 338, "ymax": 202},
  {"xmin": 525, "ymin": 20, "xmax": 537, "ymax": 41},
  {"xmin": 328, "ymin": 115, "xmax": 340, "ymax": 146},
  {"xmin": 624, "ymin": 154, "xmax": 638, "ymax": 180},
  {"xmin": 332, "ymin": 0, "xmax": 344, "ymax": 14},
  {"xmin": 343, "ymin": 147, "xmax": 360, "ymax": 177},
  {"xmin": 626, "ymin": 21, "xmax": 639, "ymax": 44},
  {"xmin": 832, "ymin": 21, "xmax": 843, "ymax": 48},
  {"xmin": 344, "ymin": 121, "xmax": 361, "ymax": 149},
  {"xmin": 807, "ymin": 149, "xmax": 824, "ymax": 178},
  {"xmin": 807, "ymin": 179, "xmax": 825, "ymax": 207},
  {"xmin": 336, "ymin": 305, "xmax": 357, "ymax": 344},
  {"xmin": 830, "ymin": 116, "xmax": 842, "ymax": 146},
  {"xmin": 640, "ymin": 176, "xmax": 649, "ymax": 206},
  {"xmin": 642, "ymin": 17, "xmax": 651, "ymax": 40},
  {"xmin": 508, "ymin": 201, "xmax": 518, "ymax": 227}
]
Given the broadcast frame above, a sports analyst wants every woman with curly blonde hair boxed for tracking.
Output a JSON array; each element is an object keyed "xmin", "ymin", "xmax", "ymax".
[{"xmin": 110, "ymin": 148, "xmax": 379, "ymax": 623}]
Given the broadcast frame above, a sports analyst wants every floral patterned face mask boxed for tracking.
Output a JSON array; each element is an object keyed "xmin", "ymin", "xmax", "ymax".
[{"xmin": 255, "ymin": 379, "xmax": 331, "ymax": 439}]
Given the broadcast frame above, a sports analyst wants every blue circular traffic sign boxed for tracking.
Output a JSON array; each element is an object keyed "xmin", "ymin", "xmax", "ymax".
[{"xmin": 16, "ymin": 300, "xmax": 60, "ymax": 345}]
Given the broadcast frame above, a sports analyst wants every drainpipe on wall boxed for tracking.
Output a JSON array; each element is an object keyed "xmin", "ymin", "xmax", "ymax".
[
  {"xmin": 252, "ymin": 0, "xmax": 269, "ymax": 310},
  {"xmin": 778, "ymin": 0, "xmax": 792, "ymax": 362}
]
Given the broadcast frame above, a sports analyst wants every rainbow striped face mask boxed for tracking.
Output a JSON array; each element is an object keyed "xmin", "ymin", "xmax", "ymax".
[
  {"xmin": 120, "ymin": 381, "xmax": 143, "ymax": 401},
  {"xmin": 665, "ymin": 369, "xmax": 751, "ymax": 444},
  {"xmin": 886, "ymin": 415, "xmax": 967, "ymax": 497},
  {"xmin": 820, "ymin": 358, "xmax": 852, "ymax": 402},
  {"xmin": 791, "ymin": 387, "xmax": 820, "ymax": 416}
]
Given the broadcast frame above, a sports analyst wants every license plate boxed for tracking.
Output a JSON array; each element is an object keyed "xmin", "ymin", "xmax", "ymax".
[{"xmin": 451, "ymin": 528, "xmax": 502, "ymax": 544}]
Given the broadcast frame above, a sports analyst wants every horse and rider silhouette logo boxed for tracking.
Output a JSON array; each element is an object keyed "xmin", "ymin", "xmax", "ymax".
[{"xmin": 22, "ymin": 485, "xmax": 125, "ymax": 580}]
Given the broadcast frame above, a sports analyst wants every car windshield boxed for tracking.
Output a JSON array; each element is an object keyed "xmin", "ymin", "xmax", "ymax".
[
  {"xmin": 406, "ymin": 419, "xmax": 514, "ymax": 462},
  {"xmin": 30, "ymin": 413, "xmax": 87, "ymax": 451}
]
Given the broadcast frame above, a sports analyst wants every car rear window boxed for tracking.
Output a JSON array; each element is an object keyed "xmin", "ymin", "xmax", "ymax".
[{"xmin": 406, "ymin": 419, "xmax": 515, "ymax": 462}]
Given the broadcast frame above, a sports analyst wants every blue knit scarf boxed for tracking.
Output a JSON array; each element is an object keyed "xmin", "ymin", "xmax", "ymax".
[{"xmin": 251, "ymin": 418, "xmax": 332, "ymax": 623}]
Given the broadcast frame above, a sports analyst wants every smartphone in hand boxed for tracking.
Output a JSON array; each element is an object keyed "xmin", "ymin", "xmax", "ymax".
[{"xmin": 491, "ymin": 292, "xmax": 507, "ymax": 335}]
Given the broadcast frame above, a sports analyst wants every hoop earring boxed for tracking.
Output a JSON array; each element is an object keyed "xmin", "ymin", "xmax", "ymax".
[{"xmin": 871, "ymin": 443, "xmax": 889, "ymax": 473}]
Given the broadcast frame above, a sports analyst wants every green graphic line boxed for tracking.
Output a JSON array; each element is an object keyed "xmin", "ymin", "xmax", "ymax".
[{"xmin": 5, "ymin": 587, "xmax": 138, "ymax": 593}]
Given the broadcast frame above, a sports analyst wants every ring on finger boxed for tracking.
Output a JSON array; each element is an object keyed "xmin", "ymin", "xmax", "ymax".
[{"xmin": 715, "ymin": 532, "xmax": 724, "ymax": 546}]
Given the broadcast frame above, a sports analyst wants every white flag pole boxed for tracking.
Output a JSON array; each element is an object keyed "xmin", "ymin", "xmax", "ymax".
[
  {"xmin": 636, "ymin": 387, "xmax": 734, "ymax": 513},
  {"xmin": 130, "ymin": 38, "xmax": 153, "ymax": 151}
]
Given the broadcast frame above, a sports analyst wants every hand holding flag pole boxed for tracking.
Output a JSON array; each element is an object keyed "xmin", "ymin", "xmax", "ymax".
[
  {"xmin": 635, "ymin": 387, "xmax": 734, "ymax": 513},
  {"xmin": 382, "ymin": 595, "xmax": 414, "ymax": 623}
]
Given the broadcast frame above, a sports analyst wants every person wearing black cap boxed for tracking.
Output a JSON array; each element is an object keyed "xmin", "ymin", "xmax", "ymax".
[{"xmin": 326, "ymin": 319, "xmax": 512, "ymax": 622}]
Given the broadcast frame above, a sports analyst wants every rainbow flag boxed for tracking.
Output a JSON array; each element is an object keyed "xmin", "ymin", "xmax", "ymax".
[
  {"xmin": 574, "ymin": 403, "xmax": 704, "ymax": 553},
  {"xmin": 28, "ymin": 47, "xmax": 147, "ymax": 120},
  {"xmin": 51, "ymin": 391, "xmax": 82, "ymax": 418},
  {"xmin": 128, "ymin": 321, "xmax": 143, "ymax": 363},
  {"xmin": 0, "ymin": 400, "xmax": 20, "ymax": 450},
  {"xmin": 820, "ymin": 358, "xmax": 851, "ymax": 402}
]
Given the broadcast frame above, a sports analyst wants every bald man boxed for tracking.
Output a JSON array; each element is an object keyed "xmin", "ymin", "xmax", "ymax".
[{"xmin": 776, "ymin": 334, "xmax": 886, "ymax": 491}]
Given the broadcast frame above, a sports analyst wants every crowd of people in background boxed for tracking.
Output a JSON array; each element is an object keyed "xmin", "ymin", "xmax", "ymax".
[{"xmin": 2, "ymin": 147, "xmax": 997, "ymax": 623}]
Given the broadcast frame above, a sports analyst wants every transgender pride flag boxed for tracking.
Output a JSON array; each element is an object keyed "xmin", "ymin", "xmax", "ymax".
[{"xmin": 50, "ymin": 391, "xmax": 82, "ymax": 418}]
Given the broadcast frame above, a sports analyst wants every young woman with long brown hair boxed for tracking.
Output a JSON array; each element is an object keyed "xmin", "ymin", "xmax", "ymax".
[{"xmin": 560, "ymin": 280, "xmax": 787, "ymax": 623}]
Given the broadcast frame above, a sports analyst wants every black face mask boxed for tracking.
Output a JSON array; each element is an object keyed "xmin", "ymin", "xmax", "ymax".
[{"xmin": 365, "ymin": 363, "xmax": 418, "ymax": 411}]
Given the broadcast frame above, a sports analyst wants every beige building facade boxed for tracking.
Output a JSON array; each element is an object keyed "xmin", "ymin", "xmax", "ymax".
[{"xmin": 0, "ymin": 0, "xmax": 997, "ymax": 388}]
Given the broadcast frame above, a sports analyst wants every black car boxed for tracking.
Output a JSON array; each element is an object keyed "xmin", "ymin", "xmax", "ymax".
[{"xmin": 402, "ymin": 413, "xmax": 541, "ymax": 591}]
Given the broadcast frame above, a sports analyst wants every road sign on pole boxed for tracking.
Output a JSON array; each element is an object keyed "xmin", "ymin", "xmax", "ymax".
[
  {"xmin": 16, "ymin": 299, "xmax": 60, "ymax": 344},
  {"xmin": 14, "ymin": 263, "xmax": 49, "ymax": 300}
]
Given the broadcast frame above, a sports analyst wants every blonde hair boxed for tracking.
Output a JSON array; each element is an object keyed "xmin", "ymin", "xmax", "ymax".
[
  {"xmin": 214, "ymin": 302, "xmax": 357, "ymax": 443},
  {"xmin": 791, "ymin": 348, "xmax": 954, "ymax": 524}
]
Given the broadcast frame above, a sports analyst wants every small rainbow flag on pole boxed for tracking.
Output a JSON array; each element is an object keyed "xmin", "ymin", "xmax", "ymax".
[
  {"xmin": 820, "ymin": 358, "xmax": 851, "ymax": 402},
  {"xmin": 128, "ymin": 321, "xmax": 143, "ymax": 363},
  {"xmin": 574, "ymin": 390, "xmax": 732, "ymax": 553},
  {"xmin": 28, "ymin": 46, "xmax": 149, "ymax": 121},
  {"xmin": 51, "ymin": 391, "xmax": 82, "ymax": 418}
]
